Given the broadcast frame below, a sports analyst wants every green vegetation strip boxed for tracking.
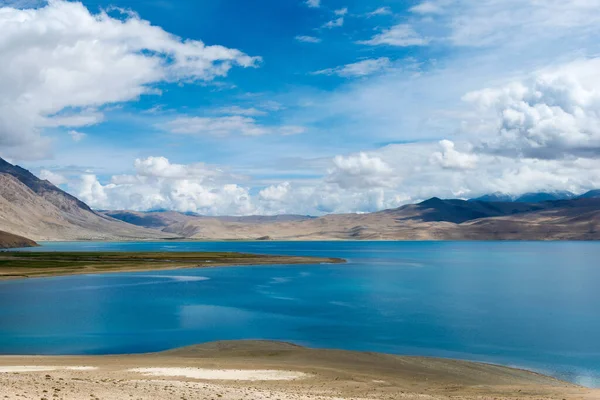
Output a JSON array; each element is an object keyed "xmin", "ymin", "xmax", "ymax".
[{"xmin": 0, "ymin": 251, "xmax": 344, "ymax": 279}]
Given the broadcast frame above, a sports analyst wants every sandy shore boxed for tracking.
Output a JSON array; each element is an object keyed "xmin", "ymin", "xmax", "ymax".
[{"xmin": 0, "ymin": 340, "xmax": 597, "ymax": 400}]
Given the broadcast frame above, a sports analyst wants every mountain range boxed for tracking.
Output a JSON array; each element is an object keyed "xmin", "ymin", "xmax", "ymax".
[{"xmin": 1, "ymin": 156, "xmax": 599, "ymax": 245}]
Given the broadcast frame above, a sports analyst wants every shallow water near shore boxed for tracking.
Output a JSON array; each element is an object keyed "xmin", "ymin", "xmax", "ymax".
[{"xmin": 1, "ymin": 241, "xmax": 599, "ymax": 387}]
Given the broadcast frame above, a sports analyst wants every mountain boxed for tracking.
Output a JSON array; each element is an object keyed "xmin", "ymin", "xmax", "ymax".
[
  {"xmin": 2, "ymin": 156, "xmax": 599, "ymax": 241},
  {"xmin": 0, "ymin": 157, "xmax": 176, "ymax": 241},
  {"xmin": 470, "ymin": 192, "xmax": 516, "ymax": 202},
  {"xmin": 515, "ymin": 191, "xmax": 575, "ymax": 202},
  {"xmin": 102, "ymin": 197, "xmax": 600, "ymax": 241},
  {"xmin": 0, "ymin": 230, "xmax": 38, "ymax": 249},
  {"xmin": 471, "ymin": 191, "xmax": 577, "ymax": 203},
  {"xmin": 578, "ymin": 189, "xmax": 600, "ymax": 199},
  {"xmin": 102, "ymin": 210, "xmax": 316, "ymax": 230}
]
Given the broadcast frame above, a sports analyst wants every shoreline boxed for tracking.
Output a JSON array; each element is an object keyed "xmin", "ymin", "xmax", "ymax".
[
  {"xmin": 0, "ymin": 340, "xmax": 597, "ymax": 400},
  {"xmin": 0, "ymin": 251, "xmax": 345, "ymax": 281}
]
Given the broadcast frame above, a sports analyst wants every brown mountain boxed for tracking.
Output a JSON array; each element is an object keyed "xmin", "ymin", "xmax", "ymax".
[
  {"xmin": 0, "ymin": 230, "xmax": 38, "ymax": 249},
  {"xmin": 0, "ymin": 158, "xmax": 176, "ymax": 241}
]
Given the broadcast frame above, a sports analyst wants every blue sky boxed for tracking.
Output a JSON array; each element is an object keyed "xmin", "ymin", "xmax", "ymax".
[{"xmin": 2, "ymin": 0, "xmax": 600, "ymax": 214}]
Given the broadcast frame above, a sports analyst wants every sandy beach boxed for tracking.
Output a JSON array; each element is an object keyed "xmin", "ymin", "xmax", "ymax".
[{"xmin": 1, "ymin": 340, "xmax": 598, "ymax": 400}]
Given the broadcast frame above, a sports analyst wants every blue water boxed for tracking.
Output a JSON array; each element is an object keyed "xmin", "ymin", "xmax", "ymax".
[{"xmin": 1, "ymin": 241, "xmax": 599, "ymax": 387}]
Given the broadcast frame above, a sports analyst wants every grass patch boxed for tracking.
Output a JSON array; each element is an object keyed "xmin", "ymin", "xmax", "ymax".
[{"xmin": 0, "ymin": 251, "xmax": 343, "ymax": 279}]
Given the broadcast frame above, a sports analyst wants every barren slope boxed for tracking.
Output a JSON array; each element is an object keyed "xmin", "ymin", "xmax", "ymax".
[
  {"xmin": 0, "ymin": 173, "xmax": 175, "ymax": 241},
  {"xmin": 0, "ymin": 230, "xmax": 38, "ymax": 249}
]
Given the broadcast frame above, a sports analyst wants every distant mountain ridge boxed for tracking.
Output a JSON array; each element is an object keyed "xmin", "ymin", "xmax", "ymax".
[
  {"xmin": 471, "ymin": 190, "xmax": 600, "ymax": 203},
  {"xmin": 103, "ymin": 196, "xmax": 600, "ymax": 241},
  {"xmin": 1, "ymin": 156, "xmax": 600, "ymax": 241},
  {"xmin": 102, "ymin": 210, "xmax": 316, "ymax": 230}
]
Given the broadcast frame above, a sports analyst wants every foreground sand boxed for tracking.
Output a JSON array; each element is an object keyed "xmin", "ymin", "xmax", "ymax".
[{"xmin": 0, "ymin": 341, "xmax": 598, "ymax": 400}]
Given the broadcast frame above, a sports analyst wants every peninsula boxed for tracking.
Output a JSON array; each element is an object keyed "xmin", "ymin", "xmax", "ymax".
[{"xmin": 0, "ymin": 252, "xmax": 344, "ymax": 280}]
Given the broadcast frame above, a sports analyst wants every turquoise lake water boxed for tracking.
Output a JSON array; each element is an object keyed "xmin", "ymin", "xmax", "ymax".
[{"xmin": 1, "ymin": 241, "xmax": 599, "ymax": 387}]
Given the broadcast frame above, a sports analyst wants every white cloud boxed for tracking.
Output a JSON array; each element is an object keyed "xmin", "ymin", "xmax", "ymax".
[
  {"xmin": 162, "ymin": 116, "xmax": 268, "ymax": 136},
  {"xmin": 448, "ymin": 0, "xmax": 600, "ymax": 47},
  {"xmin": 430, "ymin": 140, "xmax": 478, "ymax": 169},
  {"xmin": 366, "ymin": 7, "xmax": 392, "ymax": 17},
  {"xmin": 0, "ymin": 0, "xmax": 259, "ymax": 160},
  {"xmin": 358, "ymin": 24, "xmax": 430, "ymax": 46},
  {"xmin": 326, "ymin": 152, "xmax": 398, "ymax": 189},
  {"xmin": 71, "ymin": 156, "xmax": 253, "ymax": 215},
  {"xmin": 68, "ymin": 130, "xmax": 86, "ymax": 142},
  {"xmin": 313, "ymin": 58, "xmax": 391, "ymax": 78},
  {"xmin": 323, "ymin": 17, "xmax": 344, "ymax": 29},
  {"xmin": 410, "ymin": 1, "xmax": 445, "ymax": 14},
  {"xmin": 52, "ymin": 140, "xmax": 600, "ymax": 215},
  {"xmin": 259, "ymin": 182, "xmax": 291, "ymax": 203},
  {"xmin": 74, "ymin": 163, "xmax": 255, "ymax": 215},
  {"xmin": 305, "ymin": 0, "xmax": 320, "ymax": 8},
  {"xmin": 279, "ymin": 126, "xmax": 306, "ymax": 135},
  {"xmin": 464, "ymin": 58, "xmax": 600, "ymax": 159},
  {"xmin": 162, "ymin": 116, "xmax": 305, "ymax": 137},
  {"xmin": 39, "ymin": 169, "xmax": 68, "ymax": 186},
  {"xmin": 133, "ymin": 156, "xmax": 236, "ymax": 181},
  {"xmin": 215, "ymin": 106, "xmax": 268, "ymax": 116},
  {"xmin": 295, "ymin": 35, "xmax": 322, "ymax": 43},
  {"xmin": 334, "ymin": 7, "xmax": 348, "ymax": 16}
]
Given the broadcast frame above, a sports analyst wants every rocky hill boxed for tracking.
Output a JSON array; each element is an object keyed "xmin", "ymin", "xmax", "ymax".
[{"xmin": 0, "ymin": 158, "xmax": 176, "ymax": 241}]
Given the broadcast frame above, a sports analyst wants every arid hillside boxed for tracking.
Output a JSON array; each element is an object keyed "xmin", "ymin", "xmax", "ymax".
[
  {"xmin": 0, "ymin": 230, "xmax": 38, "ymax": 249},
  {"xmin": 0, "ymin": 158, "xmax": 175, "ymax": 241}
]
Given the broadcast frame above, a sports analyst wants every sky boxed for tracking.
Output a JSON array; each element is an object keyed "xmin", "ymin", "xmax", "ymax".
[{"xmin": 2, "ymin": 0, "xmax": 600, "ymax": 215}]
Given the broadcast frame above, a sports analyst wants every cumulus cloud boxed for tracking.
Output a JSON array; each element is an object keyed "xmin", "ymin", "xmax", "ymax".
[
  {"xmin": 334, "ymin": 7, "xmax": 348, "ymax": 16},
  {"xmin": 39, "ymin": 169, "xmax": 68, "ymax": 186},
  {"xmin": 295, "ymin": 35, "xmax": 322, "ymax": 43},
  {"xmin": 312, "ymin": 58, "xmax": 391, "ymax": 78},
  {"xmin": 358, "ymin": 24, "xmax": 430, "ymax": 46},
  {"xmin": 430, "ymin": 140, "xmax": 478, "ymax": 169},
  {"xmin": 464, "ymin": 58, "xmax": 600, "ymax": 159},
  {"xmin": 161, "ymin": 116, "xmax": 305, "ymax": 136},
  {"xmin": 133, "ymin": 156, "xmax": 235, "ymax": 181},
  {"xmin": 72, "ymin": 157, "xmax": 254, "ymax": 215},
  {"xmin": 326, "ymin": 153, "xmax": 398, "ymax": 189},
  {"xmin": 0, "ymin": 0, "xmax": 259, "ymax": 159},
  {"xmin": 48, "ymin": 138, "xmax": 600, "ymax": 215},
  {"xmin": 305, "ymin": 0, "xmax": 320, "ymax": 8}
]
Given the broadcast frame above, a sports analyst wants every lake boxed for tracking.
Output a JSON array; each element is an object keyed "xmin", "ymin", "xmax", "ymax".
[{"xmin": 1, "ymin": 241, "xmax": 599, "ymax": 387}]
